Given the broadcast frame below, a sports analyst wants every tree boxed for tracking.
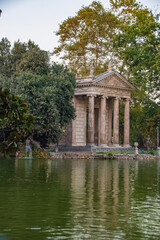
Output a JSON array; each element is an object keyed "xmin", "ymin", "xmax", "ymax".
[
  {"xmin": 110, "ymin": 0, "xmax": 160, "ymax": 146},
  {"xmin": 110, "ymin": 0, "xmax": 160, "ymax": 101},
  {"xmin": 0, "ymin": 37, "xmax": 12, "ymax": 77},
  {"xmin": 11, "ymin": 40, "xmax": 27, "ymax": 74},
  {"xmin": 17, "ymin": 48, "xmax": 50, "ymax": 75},
  {"xmin": 53, "ymin": 1, "xmax": 118, "ymax": 75},
  {"xmin": 0, "ymin": 38, "xmax": 50, "ymax": 77},
  {"xmin": 0, "ymin": 63, "xmax": 76, "ymax": 148},
  {"xmin": 0, "ymin": 87, "xmax": 33, "ymax": 157}
]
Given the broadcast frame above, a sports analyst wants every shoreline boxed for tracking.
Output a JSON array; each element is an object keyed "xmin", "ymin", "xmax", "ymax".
[{"xmin": 49, "ymin": 152, "xmax": 160, "ymax": 160}]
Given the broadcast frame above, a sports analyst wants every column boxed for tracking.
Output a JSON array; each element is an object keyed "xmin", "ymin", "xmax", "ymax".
[
  {"xmin": 113, "ymin": 97, "xmax": 119, "ymax": 146},
  {"xmin": 88, "ymin": 95, "xmax": 95, "ymax": 146},
  {"xmin": 123, "ymin": 98, "xmax": 130, "ymax": 147},
  {"xmin": 100, "ymin": 96, "xmax": 106, "ymax": 145},
  {"xmin": 108, "ymin": 98, "xmax": 112, "ymax": 146},
  {"xmin": 72, "ymin": 97, "xmax": 76, "ymax": 146}
]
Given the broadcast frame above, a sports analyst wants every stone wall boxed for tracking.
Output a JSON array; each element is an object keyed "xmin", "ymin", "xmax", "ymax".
[
  {"xmin": 60, "ymin": 122, "xmax": 72, "ymax": 146},
  {"xmin": 73, "ymin": 96, "xmax": 87, "ymax": 146}
]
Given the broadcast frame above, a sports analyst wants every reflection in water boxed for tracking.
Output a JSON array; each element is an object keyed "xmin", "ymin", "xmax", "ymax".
[
  {"xmin": 0, "ymin": 158, "xmax": 160, "ymax": 240},
  {"xmin": 25, "ymin": 143, "xmax": 32, "ymax": 158},
  {"xmin": 70, "ymin": 160, "xmax": 132, "ymax": 239}
]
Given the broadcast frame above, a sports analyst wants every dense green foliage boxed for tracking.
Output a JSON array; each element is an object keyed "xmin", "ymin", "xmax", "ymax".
[
  {"xmin": 111, "ymin": 0, "xmax": 160, "ymax": 100},
  {"xmin": 53, "ymin": 0, "xmax": 160, "ymax": 147},
  {"xmin": 0, "ymin": 39, "xmax": 50, "ymax": 77},
  {"xmin": 0, "ymin": 87, "xmax": 33, "ymax": 156},
  {"xmin": 0, "ymin": 39, "xmax": 76, "ymax": 148}
]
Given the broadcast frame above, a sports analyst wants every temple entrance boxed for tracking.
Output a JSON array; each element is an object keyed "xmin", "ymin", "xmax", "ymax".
[{"xmin": 94, "ymin": 108, "xmax": 99, "ymax": 145}]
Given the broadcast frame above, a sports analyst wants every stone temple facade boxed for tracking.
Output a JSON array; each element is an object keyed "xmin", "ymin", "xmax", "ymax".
[{"xmin": 62, "ymin": 67, "xmax": 135, "ymax": 149}]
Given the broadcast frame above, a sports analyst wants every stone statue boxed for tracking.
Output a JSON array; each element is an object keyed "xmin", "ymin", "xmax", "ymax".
[
  {"xmin": 146, "ymin": 135, "xmax": 151, "ymax": 151},
  {"xmin": 90, "ymin": 61, "xmax": 95, "ymax": 76},
  {"xmin": 134, "ymin": 142, "xmax": 139, "ymax": 154},
  {"xmin": 108, "ymin": 59, "xmax": 114, "ymax": 72}
]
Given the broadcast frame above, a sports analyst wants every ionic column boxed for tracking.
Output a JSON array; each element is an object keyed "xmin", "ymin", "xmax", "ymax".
[
  {"xmin": 100, "ymin": 96, "xmax": 106, "ymax": 145},
  {"xmin": 123, "ymin": 98, "xmax": 130, "ymax": 147},
  {"xmin": 108, "ymin": 98, "xmax": 112, "ymax": 146},
  {"xmin": 113, "ymin": 97, "xmax": 119, "ymax": 146},
  {"xmin": 88, "ymin": 95, "xmax": 95, "ymax": 146}
]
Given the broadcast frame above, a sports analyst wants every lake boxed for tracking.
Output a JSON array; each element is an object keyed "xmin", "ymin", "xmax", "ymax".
[{"xmin": 0, "ymin": 158, "xmax": 160, "ymax": 240}]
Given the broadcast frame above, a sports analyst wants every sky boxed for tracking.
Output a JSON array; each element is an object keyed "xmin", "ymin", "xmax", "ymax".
[{"xmin": 0, "ymin": 0, "xmax": 159, "ymax": 62}]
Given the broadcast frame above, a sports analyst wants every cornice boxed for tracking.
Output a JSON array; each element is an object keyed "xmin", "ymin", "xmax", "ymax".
[{"xmin": 76, "ymin": 83, "xmax": 133, "ymax": 92}]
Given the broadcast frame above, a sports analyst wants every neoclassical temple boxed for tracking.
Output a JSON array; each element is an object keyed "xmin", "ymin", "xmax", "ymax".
[{"xmin": 62, "ymin": 66, "xmax": 135, "ymax": 148}]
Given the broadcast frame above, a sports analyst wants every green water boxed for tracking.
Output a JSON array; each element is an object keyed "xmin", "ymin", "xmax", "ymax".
[{"xmin": 0, "ymin": 158, "xmax": 160, "ymax": 240}]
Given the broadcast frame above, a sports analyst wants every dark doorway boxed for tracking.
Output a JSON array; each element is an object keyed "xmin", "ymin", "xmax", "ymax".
[{"xmin": 94, "ymin": 108, "xmax": 99, "ymax": 145}]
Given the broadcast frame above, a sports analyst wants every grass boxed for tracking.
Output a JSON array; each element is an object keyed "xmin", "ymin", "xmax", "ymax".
[
  {"xmin": 96, "ymin": 149, "xmax": 158, "ymax": 155},
  {"xmin": 46, "ymin": 149, "xmax": 56, "ymax": 152}
]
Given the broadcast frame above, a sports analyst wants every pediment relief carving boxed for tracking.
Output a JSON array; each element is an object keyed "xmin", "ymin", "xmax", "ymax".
[{"xmin": 97, "ymin": 75, "xmax": 129, "ymax": 89}]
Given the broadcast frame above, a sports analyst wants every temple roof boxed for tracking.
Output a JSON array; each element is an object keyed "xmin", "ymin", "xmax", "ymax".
[{"xmin": 76, "ymin": 70, "xmax": 135, "ymax": 91}]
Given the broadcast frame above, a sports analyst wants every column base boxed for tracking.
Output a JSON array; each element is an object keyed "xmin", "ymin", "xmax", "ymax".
[
  {"xmin": 87, "ymin": 143, "xmax": 95, "ymax": 147},
  {"xmin": 112, "ymin": 144, "xmax": 121, "ymax": 148},
  {"xmin": 100, "ymin": 144, "xmax": 108, "ymax": 147},
  {"xmin": 123, "ymin": 144, "xmax": 131, "ymax": 148}
]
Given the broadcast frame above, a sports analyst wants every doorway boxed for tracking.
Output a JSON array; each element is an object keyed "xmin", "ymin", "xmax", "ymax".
[{"xmin": 94, "ymin": 108, "xmax": 99, "ymax": 145}]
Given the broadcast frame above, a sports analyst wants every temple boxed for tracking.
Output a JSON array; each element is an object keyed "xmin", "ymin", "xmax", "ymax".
[{"xmin": 61, "ymin": 66, "xmax": 135, "ymax": 149}]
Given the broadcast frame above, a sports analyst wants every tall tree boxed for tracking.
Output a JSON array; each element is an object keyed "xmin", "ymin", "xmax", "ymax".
[
  {"xmin": 110, "ymin": 0, "xmax": 160, "ymax": 101},
  {"xmin": 53, "ymin": 1, "xmax": 118, "ymax": 75},
  {"xmin": 0, "ymin": 37, "xmax": 12, "ymax": 77},
  {"xmin": 17, "ymin": 47, "xmax": 50, "ymax": 75},
  {"xmin": 0, "ymin": 38, "xmax": 50, "ymax": 77}
]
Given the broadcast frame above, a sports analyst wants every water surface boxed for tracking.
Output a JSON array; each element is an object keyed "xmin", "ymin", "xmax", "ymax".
[{"xmin": 0, "ymin": 158, "xmax": 160, "ymax": 240}]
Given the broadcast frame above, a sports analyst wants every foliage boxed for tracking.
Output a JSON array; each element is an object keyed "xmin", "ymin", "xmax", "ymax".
[
  {"xmin": 0, "ymin": 37, "xmax": 12, "ymax": 77},
  {"xmin": 130, "ymin": 97, "xmax": 160, "ymax": 147},
  {"xmin": 0, "ymin": 87, "xmax": 33, "ymax": 157},
  {"xmin": 0, "ymin": 63, "xmax": 76, "ymax": 147},
  {"xmin": 96, "ymin": 150, "xmax": 157, "ymax": 155},
  {"xmin": 0, "ymin": 38, "xmax": 50, "ymax": 77},
  {"xmin": 110, "ymin": 0, "xmax": 160, "ymax": 101},
  {"xmin": 53, "ymin": 1, "xmax": 118, "ymax": 75},
  {"xmin": 0, "ymin": 37, "xmax": 76, "ymax": 148},
  {"xmin": 107, "ymin": 151, "xmax": 115, "ymax": 159}
]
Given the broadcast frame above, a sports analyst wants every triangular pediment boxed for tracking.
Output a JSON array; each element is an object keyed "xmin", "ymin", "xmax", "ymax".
[{"xmin": 93, "ymin": 71, "xmax": 135, "ymax": 90}]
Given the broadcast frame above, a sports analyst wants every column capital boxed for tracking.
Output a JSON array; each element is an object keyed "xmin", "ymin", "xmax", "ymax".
[
  {"xmin": 100, "ymin": 95, "xmax": 108, "ymax": 99},
  {"xmin": 124, "ymin": 97, "xmax": 130, "ymax": 102},
  {"xmin": 114, "ymin": 96, "xmax": 121, "ymax": 100},
  {"xmin": 87, "ymin": 94, "xmax": 96, "ymax": 98}
]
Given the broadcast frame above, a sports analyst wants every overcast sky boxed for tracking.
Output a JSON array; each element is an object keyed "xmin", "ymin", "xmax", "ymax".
[{"xmin": 0, "ymin": 0, "xmax": 159, "ymax": 62}]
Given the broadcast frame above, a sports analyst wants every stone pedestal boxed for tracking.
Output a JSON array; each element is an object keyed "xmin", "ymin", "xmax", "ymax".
[{"xmin": 157, "ymin": 147, "xmax": 160, "ymax": 156}]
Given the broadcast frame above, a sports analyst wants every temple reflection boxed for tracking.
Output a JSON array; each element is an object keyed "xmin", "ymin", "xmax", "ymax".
[{"xmin": 70, "ymin": 159, "xmax": 132, "ymax": 234}]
